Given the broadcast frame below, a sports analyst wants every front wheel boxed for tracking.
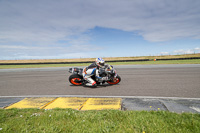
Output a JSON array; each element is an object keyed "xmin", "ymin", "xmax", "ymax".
[
  {"xmin": 107, "ymin": 75, "xmax": 121, "ymax": 85},
  {"xmin": 69, "ymin": 74, "xmax": 83, "ymax": 86}
]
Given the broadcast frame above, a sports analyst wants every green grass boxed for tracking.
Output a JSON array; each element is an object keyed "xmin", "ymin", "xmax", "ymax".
[
  {"xmin": 0, "ymin": 109, "xmax": 199, "ymax": 133},
  {"xmin": 0, "ymin": 63, "xmax": 91, "ymax": 69},
  {"xmin": 0, "ymin": 59, "xmax": 200, "ymax": 69}
]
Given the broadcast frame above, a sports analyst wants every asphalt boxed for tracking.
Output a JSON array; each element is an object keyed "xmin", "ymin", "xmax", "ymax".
[
  {"xmin": 0, "ymin": 64, "xmax": 200, "ymax": 98},
  {"xmin": 0, "ymin": 64, "xmax": 200, "ymax": 113},
  {"xmin": 122, "ymin": 97, "xmax": 200, "ymax": 113}
]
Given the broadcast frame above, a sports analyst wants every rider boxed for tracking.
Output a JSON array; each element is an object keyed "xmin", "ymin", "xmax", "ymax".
[{"xmin": 82, "ymin": 58, "xmax": 109, "ymax": 87}]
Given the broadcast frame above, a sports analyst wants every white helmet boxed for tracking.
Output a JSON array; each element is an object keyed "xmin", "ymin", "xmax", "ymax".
[{"xmin": 95, "ymin": 58, "xmax": 105, "ymax": 68}]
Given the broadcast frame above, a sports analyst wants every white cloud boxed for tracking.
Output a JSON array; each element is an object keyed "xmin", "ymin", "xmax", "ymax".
[
  {"xmin": 160, "ymin": 52, "xmax": 169, "ymax": 55},
  {"xmin": 0, "ymin": 45, "xmax": 28, "ymax": 49},
  {"xmin": 174, "ymin": 49, "xmax": 185, "ymax": 54},
  {"xmin": 0, "ymin": 0, "xmax": 200, "ymax": 59},
  {"xmin": 159, "ymin": 47, "xmax": 200, "ymax": 56},
  {"xmin": 173, "ymin": 48, "xmax": 200, "ymax": 54},
  {"xmin": 0, "ymin": 39, "xmax": 102, "ymax": 59},
  {"xmin": 194, "ymin": 47, "xmax": 200, "ymax": 51},
  {"xmin": 0, "ymin": 0, "xmax": 200, "ymax": 44}
]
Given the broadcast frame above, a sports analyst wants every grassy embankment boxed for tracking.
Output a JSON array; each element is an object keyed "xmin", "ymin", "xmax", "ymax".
[
  {"xmin": 0, "ymin": 108, "xmax": 200, "ymax": 133},
  {"xmin": 0, "ymin": 54, "xmax": 200, "ymax": 69}
]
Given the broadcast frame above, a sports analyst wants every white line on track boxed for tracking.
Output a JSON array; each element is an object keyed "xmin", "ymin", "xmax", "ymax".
[
  {"xmin": 190, "ymin": 107, "xmax": 200, "ymax": 112},
  {"xmin": 0, "ymin": 95, "xmax": 200, "ymax": 100}
]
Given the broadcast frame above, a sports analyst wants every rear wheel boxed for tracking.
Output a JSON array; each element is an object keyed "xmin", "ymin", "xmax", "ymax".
[
  {"xmin": 69, "ymin": 74, "xmax": 83, "ymax": 86},
  {"xmin": 107, "ymin": 75, "xmax": 121, "ymax": 85}
]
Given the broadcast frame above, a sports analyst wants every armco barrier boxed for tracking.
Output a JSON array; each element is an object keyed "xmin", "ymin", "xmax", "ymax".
[
  {"xmin": 0, "ymin": 57, "xmax": 199, "ymax": 65},
  {"xmin": 0, "ymin": 59, "xmax": 150, "ymax": 65},
  {"xmin": 155, "ymin": 57, "xmax": 200, "ymax": 61}
]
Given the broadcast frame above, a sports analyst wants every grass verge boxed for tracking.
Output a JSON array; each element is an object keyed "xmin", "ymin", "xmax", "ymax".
[
  {"xmin": 0, "ymin": 63, "xmax": 91, "ymax": 69},
  {"xmin": 0, "ymin": 108, "xmax": 200, "ymax": 133},
  {"xmin": 0, "ymin": 59, "xmax": 200, "ymax": 69}
]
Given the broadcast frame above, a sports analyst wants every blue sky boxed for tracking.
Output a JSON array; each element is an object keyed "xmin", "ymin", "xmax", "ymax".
[{"xmin": 0, "ymin": 0, "xmax": 200, "ymax": 60}]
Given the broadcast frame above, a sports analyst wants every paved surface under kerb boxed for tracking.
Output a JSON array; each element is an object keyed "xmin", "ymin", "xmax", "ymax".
[
  {"xmin": 3, "ymin": 97, "xmax": 121, "ymax": 111},
  {"xmin": 1, "ymin": 97, "xmax": 200, "ymax": 113}
]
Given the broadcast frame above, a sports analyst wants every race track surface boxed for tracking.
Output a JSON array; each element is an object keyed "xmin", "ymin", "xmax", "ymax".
[{"xmin": 0, "ymin": 64, "xmax": 200, "ymax": 98}]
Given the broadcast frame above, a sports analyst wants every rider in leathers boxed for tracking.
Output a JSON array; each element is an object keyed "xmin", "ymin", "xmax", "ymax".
[{"xmin": 83, "ymin": 58, "xmax": 110, "ymax": 87}]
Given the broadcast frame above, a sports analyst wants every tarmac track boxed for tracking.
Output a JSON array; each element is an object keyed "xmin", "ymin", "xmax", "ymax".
[{"xmin": 0, "ymin": 64, "xmax": 200, "ymax": 98}]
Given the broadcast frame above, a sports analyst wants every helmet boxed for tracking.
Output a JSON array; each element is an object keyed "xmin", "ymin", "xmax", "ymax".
[{"xmin": 95, "ymin": 58, "xmax": 105, "ymax": 68}]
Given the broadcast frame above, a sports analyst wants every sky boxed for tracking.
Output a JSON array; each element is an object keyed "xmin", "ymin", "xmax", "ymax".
[{"xmin": 0, "ymin": 0, "xmax": 200, "ymax": 60}]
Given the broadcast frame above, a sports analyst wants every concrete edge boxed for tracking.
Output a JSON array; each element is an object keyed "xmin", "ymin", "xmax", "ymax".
[{"xmin": 1, "ymin": 95, "xmax": 200, "ymax": 100}]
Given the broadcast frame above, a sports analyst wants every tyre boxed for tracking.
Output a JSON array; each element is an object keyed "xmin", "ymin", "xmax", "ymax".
[
  {"xmin": 69, "ymin": 74, "xmax": 83, "ymax": 86},
  {"xmin": 107, "ymin": 75, "xmax": 121, "ymax": 85}
]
